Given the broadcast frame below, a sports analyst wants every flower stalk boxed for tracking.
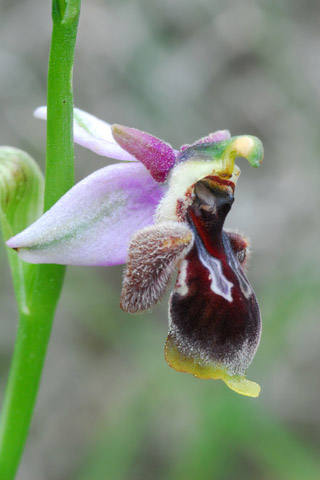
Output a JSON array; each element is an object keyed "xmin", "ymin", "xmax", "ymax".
[{"xmin": 0, "ymin": 1, "xmax": 80, "ymax": 478}]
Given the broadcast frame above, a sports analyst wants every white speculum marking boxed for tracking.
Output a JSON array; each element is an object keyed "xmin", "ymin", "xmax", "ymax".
[
  {"xmin": 174, "ymin": 241, "xmax": 234, "ymax": 303},
  {"xmin": 199, "ymin": 249, "xmax": 233, "ymax": 302},
  {"xmin": 175, "ymin": 259, "xmax": 189, "ymax": 297}
]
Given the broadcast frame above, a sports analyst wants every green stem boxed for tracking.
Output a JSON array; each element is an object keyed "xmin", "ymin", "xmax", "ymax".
[
  {"xmin": 0, "ymin": 1, "xmax": 80, "ymax": 478},
  {"xmin": 0, "ymin": 283, "xmax": 61, "ymax": 480},
  {"xmin": 46, "ymin": 0, "xmax": 79, "ymax": 209}
]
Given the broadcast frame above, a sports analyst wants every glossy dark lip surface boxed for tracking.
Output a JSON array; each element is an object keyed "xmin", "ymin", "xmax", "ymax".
[{"xmin": 167, "ymin": 179, "xmax": 261, "ymax": 376}]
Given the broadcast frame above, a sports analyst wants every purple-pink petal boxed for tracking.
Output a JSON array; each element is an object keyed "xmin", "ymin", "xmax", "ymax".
[
  {"xmin": 112, "ymin": 124, "xmax": 177, "ymax": 183},
  {"xmin": 180, "ymin": 130, "xmax": 231, "ymax": 151},
  {"xmin": 34, "ymin": 107, "xmax": 137, "ymax": 162},
  {"xmin": 7, "ymin": 163, "xmax": 165, "ymax": 266}
]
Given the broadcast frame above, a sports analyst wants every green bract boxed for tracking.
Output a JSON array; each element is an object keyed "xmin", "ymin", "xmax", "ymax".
[{"xmin": 0, "ymin": 147, "xmax": 44, "ymax": 311}]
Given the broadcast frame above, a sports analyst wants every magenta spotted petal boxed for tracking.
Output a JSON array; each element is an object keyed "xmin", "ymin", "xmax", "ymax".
[
  {"xmin": 34, "ymin": 107, "xmax": 136, "ymax": 162},
  {"xmin": 7, "ymin": 163, "xmax": 165, "ymax": 266},
  {"xmin": 112, "ymin": 124, "xmax": 177, "ymax": 183},
  {"xmin": 180, "ymin": 129, "xmax": 231, "ymax": 151}
]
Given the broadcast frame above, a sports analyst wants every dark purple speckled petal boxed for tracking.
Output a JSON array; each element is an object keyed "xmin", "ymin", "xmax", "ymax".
[{"xmin": 112, "ymin": 124, "xmax": 177, "ymax": 183}]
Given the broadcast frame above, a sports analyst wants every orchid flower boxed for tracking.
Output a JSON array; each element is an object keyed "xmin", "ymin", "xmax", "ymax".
[{"xmin": 7, "ymin": 107, "xmax": 264, "ymax": 397}]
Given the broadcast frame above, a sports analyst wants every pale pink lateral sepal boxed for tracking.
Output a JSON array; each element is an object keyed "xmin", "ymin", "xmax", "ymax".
[
  {"xmin": 7, "ymin": 163, "xmax": 165, "ymax": 266},
  {"xmin": 34, "ymin": 106, "xmax": 136, "ymax": 161},
  {"xmin": 112, "ymin": 124, "xmax": 177, "ymax": 183}
]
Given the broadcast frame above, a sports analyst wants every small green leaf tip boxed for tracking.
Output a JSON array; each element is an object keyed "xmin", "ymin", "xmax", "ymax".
[{"xmin": 0, "ymin": 147, "xmax": 44, "ymax": 241}]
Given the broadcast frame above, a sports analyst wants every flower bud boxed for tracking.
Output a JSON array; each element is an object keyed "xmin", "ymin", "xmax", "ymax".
[{"xmin": 0, "ymin": 147, "xmax": 44, "ymax": 241}]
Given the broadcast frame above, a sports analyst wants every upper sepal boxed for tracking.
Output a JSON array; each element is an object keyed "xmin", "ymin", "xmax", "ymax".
[{"xmin": 7, "ymin": 162, "xmax": 166, "ymax": 266}]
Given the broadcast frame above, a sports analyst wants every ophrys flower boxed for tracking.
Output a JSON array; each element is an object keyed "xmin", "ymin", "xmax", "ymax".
[{"xmin": 7, "ymin": 107, "xmax": 263, "ymax": 397}]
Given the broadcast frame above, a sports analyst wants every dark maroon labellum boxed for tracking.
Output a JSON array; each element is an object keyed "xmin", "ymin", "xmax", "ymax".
[{"xmin": 167, "ymin": 178, "xmax": 261, "ymax": 376}]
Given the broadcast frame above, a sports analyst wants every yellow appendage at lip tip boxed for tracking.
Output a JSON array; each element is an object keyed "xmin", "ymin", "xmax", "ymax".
[{"xmin": 165, "ymin": 336, "xmax": 261, "ymax": 398}]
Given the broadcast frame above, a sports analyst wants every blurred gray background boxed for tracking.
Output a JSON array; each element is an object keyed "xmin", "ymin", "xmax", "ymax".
[{"xmin": 1, "ymin": 0, "xmax": 320, "ymax": 479}]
